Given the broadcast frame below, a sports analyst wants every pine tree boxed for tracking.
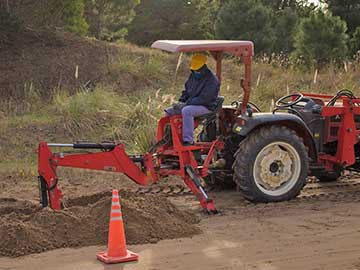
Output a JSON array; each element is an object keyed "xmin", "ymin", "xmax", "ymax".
[
  {"xmin": 215, "ymin": 0, "xmax": 275, "ymax": 54},
  {"xmin": 272, "ymin": 7, "xmax": 299, "ymax": 53},
  {"xmin": 293, "ymin": 11, "xmax": 348, "ymax": 67},
  {"xmin": 11, "ymin": 0, "xmax": 89, "ymax": 35},
  {"xmin": 350, "ymin": 26, "xmax": 360, "ymax": 56},
  {"xmin": 127, "ymin": 0, "xmax": 220, "ymax": 45},
  {"xmin": 84, "ymin": 0, "xmax": 140, "ymax": 40},
  {"xmin": 324, "ymin": 0, "xmax": 360, "ymax": 34}
]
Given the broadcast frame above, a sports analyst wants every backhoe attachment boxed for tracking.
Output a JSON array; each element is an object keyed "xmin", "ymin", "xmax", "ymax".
[{"xmin": 37, "ymin": 141, "xmax": 219, "ymax": 213}]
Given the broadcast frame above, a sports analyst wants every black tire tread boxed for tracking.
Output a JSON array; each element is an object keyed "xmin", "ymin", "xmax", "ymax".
[{"xmin": 233, "ymin": 125, "xmax": 309, "ymax": 202}]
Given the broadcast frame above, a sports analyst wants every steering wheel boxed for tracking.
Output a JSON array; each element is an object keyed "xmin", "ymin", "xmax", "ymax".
[{"xmin": 275, "ymin": 93, "xmax": 304, "ymax": 108}]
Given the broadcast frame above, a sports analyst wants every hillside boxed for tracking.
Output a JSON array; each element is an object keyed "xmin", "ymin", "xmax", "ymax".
[{"xmin": 0, "ymin": 30, "xmax": 181, "ymax": 102}]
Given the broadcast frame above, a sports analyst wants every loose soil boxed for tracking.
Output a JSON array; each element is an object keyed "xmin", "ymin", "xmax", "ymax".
[
  {"xmin": 3, "ymin": 184, "xmax": 360, "ymax": 270},
  {"xmin": 0, "ymin": 190, "xmax": 200, "ymax": 257}
]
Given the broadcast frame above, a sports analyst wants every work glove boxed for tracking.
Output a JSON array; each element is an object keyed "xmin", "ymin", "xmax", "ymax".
[{"xmin": 172, "ymin": 102, "xmax": 186, "ymax": 111}]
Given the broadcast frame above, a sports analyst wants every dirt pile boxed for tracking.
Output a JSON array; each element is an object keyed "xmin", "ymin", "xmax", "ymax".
[{"xmin": 0, "ymin": 191, "xmax": 200, "ymax": 257}]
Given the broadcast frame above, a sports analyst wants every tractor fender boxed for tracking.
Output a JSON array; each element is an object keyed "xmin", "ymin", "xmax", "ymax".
[{"xmin": 233, "ymin": 112, "xmax": 317, "ymax": 160}]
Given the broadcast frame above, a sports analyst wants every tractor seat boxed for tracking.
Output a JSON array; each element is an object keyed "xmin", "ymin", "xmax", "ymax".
[{"xmin": 195, "ymin": 96, "xmax": 224, "ymax": 122}]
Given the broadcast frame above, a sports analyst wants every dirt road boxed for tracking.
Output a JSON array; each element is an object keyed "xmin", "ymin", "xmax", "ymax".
[{"xmin": 2, "ymin": 180, "xmax": 360, "ymax": 270}]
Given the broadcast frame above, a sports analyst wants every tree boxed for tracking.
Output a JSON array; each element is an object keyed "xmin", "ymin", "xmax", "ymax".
[
  {"xmin": 0, "ymin": 3, "xmax": 23, "ymax": 47},
  {"xmin": 127, "ymin": 0, "xmax": 219, "ymax": 46},
  {"xmin": 257, "ymin": 0, "xmax": 320, "ymax": 54},
  {"xmin": 215, "ymin": 0, "xmax": 275, "ymax": 54},
  {"xmin": 261, "ymin": 0, "xmax": 318, "ymax": 17},
  {"xmin": 61, "ymin": 0, "xmax": 89, "ymax": 35},
  {"xmin": 194, "ymin": 0, "xmax": 221, "ymax": 39},
  {"xmin": 8, "ymin": 0, "xmax": 88, "ymax": 35},
  {"xmin": 261, "ymin": 0, "xmax": 298, "ymax": 9},
  {"xmin": 272, "ymin": 7, "xmax": 299, "ymax": 53},
  {"xmin": 293, "ymin": 11, "xmax": 348, "ymax": 67},
  {"xmin": 84, "ymin": 0, "xmax": 140, "ymax": 40},
  {"xmin": 324, "ymin": 0, "xmax": 360, "ymax": 34},
  {"xmin": 350, "ymin": 26, "xmax": 360, "ymax": 56}
]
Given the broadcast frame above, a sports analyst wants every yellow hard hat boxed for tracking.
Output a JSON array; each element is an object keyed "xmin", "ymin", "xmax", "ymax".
[{"xmin": 190, "ymin": 54, "xmax": 207, "ymax": 71}]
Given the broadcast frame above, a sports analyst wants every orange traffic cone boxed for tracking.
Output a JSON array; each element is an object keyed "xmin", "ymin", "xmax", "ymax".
[{"xmin": 96, "ymin": 189, "xmax": 139, "ymax": 264}]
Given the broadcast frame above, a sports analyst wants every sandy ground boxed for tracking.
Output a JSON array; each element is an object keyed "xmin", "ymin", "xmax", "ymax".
[{"xmin": 2, "ymin": 179, "xmax": 360, "ymax": 270}]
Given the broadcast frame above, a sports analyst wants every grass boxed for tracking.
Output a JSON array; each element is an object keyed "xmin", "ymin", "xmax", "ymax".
[
  {"xmin": 106, "ymin": 47, "xmax": 171, "ymax": 85},
  {"xmin": 19, "ymin": 86, "xmax": 174, "ymax": 153}
]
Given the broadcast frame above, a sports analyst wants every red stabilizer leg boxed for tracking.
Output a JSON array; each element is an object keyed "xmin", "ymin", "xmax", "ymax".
[
  {"xmin": 48, "ymin": 184, "xmax": 63, "ymax": 210},
  {"xmin": 184, "ymin": 165, "xmax": 217, "ymax": 214},
  {"xmin": 38, "ymin": 142, "xmax": 63, "ymax": 210}
]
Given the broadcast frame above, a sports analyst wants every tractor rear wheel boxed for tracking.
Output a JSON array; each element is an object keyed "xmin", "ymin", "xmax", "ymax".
[{"xmin": 233, "ymin": 126, "xmax": 308, "ymax": 202}]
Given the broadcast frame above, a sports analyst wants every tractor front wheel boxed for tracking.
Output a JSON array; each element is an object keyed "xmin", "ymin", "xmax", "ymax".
[{"xmin": 233, "ymin": 126, "xmax": 308, "ymax": 202}]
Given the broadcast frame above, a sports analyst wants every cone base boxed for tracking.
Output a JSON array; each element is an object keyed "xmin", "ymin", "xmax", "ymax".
[{"xmin": 96, "ymin": 250, "xmax": 139, "ymax": 264}]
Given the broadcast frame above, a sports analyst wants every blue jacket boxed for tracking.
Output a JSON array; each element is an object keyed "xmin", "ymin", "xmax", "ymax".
[{"xmin": 179, "ymin": 67, "xmax": 219, "ymax": 111}]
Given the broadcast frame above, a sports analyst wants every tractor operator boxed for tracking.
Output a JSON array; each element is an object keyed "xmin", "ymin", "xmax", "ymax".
[{"xmin": 164, "ymin": 54, "xmax": 220, "ymax": 146}]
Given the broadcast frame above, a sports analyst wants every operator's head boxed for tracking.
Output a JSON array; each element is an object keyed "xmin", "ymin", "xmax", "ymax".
[{"xmin": 190, "ymin": 53, "xmax": 207, "ymax": 71}]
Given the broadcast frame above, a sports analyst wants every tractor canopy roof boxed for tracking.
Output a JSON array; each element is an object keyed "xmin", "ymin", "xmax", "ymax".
[
  {"xmin": 151, "ymin": 40, "xmax": 254, "ymax": 58},
  {"xmin": 152, "ymin": 40, "xmax": 253, "ymax": 114}
]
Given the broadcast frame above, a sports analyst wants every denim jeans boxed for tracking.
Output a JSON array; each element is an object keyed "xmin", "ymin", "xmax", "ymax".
[{"xmin": 164, "ymin": 105, "xmax": 210, "ymax": 143}]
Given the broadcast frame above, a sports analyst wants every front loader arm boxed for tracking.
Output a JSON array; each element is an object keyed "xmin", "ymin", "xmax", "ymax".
[{"xmin": 38, "ymin": 142, "xmax": 154, "ymax": 210}]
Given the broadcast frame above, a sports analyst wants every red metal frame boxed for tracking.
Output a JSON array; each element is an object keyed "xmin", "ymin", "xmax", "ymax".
[
  {"xmin": 38, "ymin": 115, "xmax": 223, "ymax": 212},
  {"xmin": 241, "ymin": 56, "xmax": 252, "ymax": 114},
  {"xmin": 301, "ymin": 92, "xmax": 360, "ymax": 170}
]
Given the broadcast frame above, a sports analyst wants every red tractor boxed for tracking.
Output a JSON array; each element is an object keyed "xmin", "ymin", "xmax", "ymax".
[{"xmin": 38, "ymin": 40, "xmax": 360, "ymax": 213}]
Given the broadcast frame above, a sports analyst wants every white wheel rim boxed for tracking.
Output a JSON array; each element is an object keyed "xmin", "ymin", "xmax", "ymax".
[{"xmin": 253, "ymin": 141, "xmax": 301, "ymax": 197}]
